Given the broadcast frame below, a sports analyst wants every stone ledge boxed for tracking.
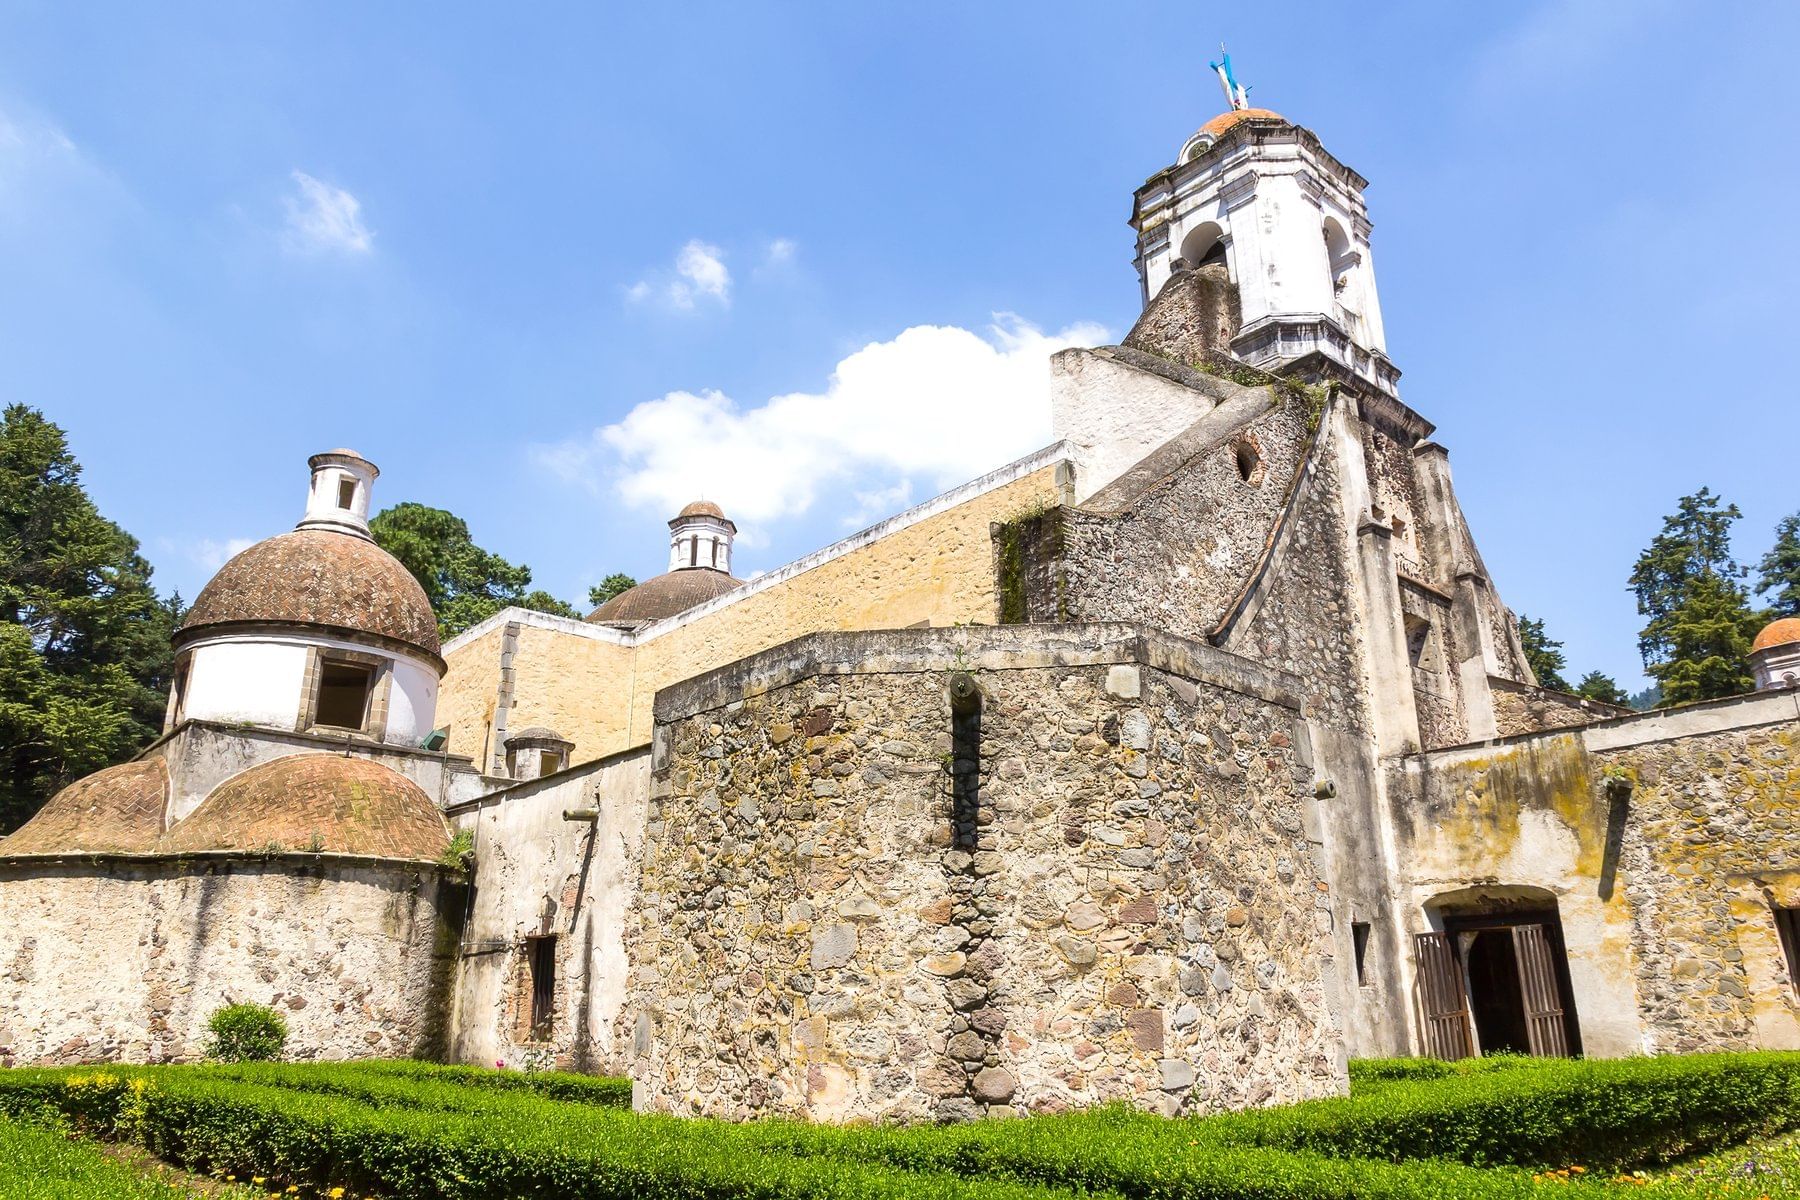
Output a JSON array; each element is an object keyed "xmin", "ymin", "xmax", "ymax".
[{"xmin": 651, "ymin": 622, "xmax": 1306, "ymax": 725}]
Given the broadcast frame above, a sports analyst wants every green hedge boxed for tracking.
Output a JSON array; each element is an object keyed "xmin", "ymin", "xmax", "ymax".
[
  {"xmin": 349, "ymin": 1057, "xmax": 632, "ymax": 1107},
  {"xmin": 0, "ymin": 1112, "xmax": 252, "ymax": 1199}
]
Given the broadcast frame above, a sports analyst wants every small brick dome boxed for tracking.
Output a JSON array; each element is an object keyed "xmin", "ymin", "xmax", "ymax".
[
  {"xmin": 585, "ymin": 568, "xmax": 743, "ymax": 626},
  {"xmin": 1753, "ymin": 617, "xmax": 1800, "ymax": 653},
  {"xmin": 0, "ymin": 759, "xmax": 168, "ymax": 857},
  {"xmin": 676, "ymin": 500, "xmax": 727, "ymax": 520},
  {"xmin": 178, "ymin": 529, "xmax": 440, "ymax": 660},
  {"xmin": 157, "ymin": 755, "xmax": 450, "ymax": 862},
  {"xmin": 1197, "ymin": 108, "xmax": 1285, "ymax": 139}
]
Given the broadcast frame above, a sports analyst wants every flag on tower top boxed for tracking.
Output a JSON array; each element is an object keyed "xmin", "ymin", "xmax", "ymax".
[{"xmin": 1209, "ymin": 46, "xmax": 1250, "ymax": 111}]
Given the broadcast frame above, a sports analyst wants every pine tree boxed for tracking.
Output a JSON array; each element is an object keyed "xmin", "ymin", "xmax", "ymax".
[
  {"xmin": 1757, "ymin": 513, "xmax": 1800, "ymax": 619},
  {"xmin": 1647, "ymin": 571, "xmax": 1759, "ymax": 705},
  {"xmin": 1629, "ymin": 487, "xmax": 1744, "ymax": 669},
  {"xmin": 0, "ymin": 405, "xmax": 179, "ymax": 832},
  {"xmin": 1573, "ymin": 671, "xmax": 1629, "ymax": 707},
  {"xmin": 588, "ymin": 574, "xmax": 637, "ymax": 609},
  {"xmin": 369, "ymin": 502, "xmax": 579, "ymax": 639},
  {"xmin": 1517, "ymin": 615, "xmax": 1571, "ymax": 692}
]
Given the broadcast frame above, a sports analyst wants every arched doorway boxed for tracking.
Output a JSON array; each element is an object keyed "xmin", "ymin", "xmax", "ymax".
[{"xmin": 1414, "ymin": 886, "xmax": 1583, "ymax": 1059}]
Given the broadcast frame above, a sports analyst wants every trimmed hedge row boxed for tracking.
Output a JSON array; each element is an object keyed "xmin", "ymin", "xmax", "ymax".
[
  {"xmin": 0, "ymin": 1070, "xmax": 1104, "ymax": 1200},
  {"xmin": 350, "ymin": 1058, "xmax": 632, "ymax": 1107},
  {"xmin": 0, "ymin": 1112, "xmax": 245, "ymax": 1199}
]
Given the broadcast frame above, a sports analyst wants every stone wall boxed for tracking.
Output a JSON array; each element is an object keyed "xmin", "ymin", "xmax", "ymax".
[
  {"xmin": 1053, "ymin": 388, "xmax": 1313, "ymax": 645},
  {"xmin": 628, "ymin": 625, "xmax": 1344, "ymax": 1121},
  {"xmin": 1491, "ymin": 676, "xmax": 1619, "ymax": 738},
  {"xmin": 1392, "ymin": 690, "xmax": 1800, "ymax": 1058},
  {"xmin": 447, "ymin": 749, "xmax": 650, "ymax": 1073},
  {"xmin": 0, "ymin": 857, "xmax": 457, "ymax": 1066}
]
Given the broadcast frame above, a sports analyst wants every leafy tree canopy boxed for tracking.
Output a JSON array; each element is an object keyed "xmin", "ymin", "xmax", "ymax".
[
  {"xmin": 0, "ymin": 405, "xmax": 179, "ymax": 832},
  {"xmin": 1517, "ymin": 615, "xmax": 1570, "ymax": 692},
  {"xmin": 1629, "ymin": 487, "xmax": 1744, "ymax": 669},
  {"xmin": 369, "ymin": 502, "xmax": 578, "ymax": 639},
  {"xmin": 1757, "ymin": 512, "xmax": 1800, "ymax": 619},
  {"xmin": 1646, "ymin": 570, "xmax": 1758, "ymax": 706},
  {"xmin": 588, "ymin": 573, "xmax": 637, "ymax": 610},
  {"xmin": 1573, "ymin": 671, "xmax": 1630, "ymax": 708}
]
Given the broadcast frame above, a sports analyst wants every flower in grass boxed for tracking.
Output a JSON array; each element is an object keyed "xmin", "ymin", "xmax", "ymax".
[{"xmin": 329, "ymin": 1189, "xmax": 346, "ymax": 1199}]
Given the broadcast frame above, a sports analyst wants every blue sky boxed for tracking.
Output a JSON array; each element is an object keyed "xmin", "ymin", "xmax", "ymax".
[{"xmin": 1, "ymin": 2, "xmax": 1795, "ymax": 690}]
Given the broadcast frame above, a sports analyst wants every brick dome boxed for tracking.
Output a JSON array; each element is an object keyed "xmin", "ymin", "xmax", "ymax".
[
  {"xmin": 677, "ymin": 500, "xmax": 727, "ymax": 520},
  {"xmin": 0, "ymin": 759, "xmax": 168, "ymax": 857},
  {"xmin": 178, "ymin": 529, "xmax": 441, "ymax": 661},
  {"xmin": 1753, "ymin": 617, "xmax": 1800, "ymax": 653},
  {"xmin": 157, "ymin": 755, "xmax": 449, "ymax": 862},
  {"xmin": 1197, "ymin": 108, "xmax": 1285, "ymax": 139},
  {"xmin": 585, "ymin": 568, "xmax": 743, "ymax": 626}
]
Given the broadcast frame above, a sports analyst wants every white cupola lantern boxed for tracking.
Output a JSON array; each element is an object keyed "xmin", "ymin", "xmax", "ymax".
[
  {"xmin": 667, "ymin": 501, "xmax": 736, "ymax": 575},
  {"xmin": 299, "ymin": 448, "xmax": 380, "ymax": 538}
]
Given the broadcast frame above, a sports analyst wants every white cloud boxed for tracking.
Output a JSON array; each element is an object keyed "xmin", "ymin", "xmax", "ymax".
[
  {"xmin": 765, "ymin": 237, "xmax": 796, "ymax": 266},
  {"xmin": 188, "ymin": 537, "xmax": 257, "ymax": 571},
  {"xmin": 283, "ymin": 170, "xmax": 372, "ymax": 255},
  {"xmin": 627, "ymin": 239, "xmax": 731, "ymax": 310},
  {"xmin": 535, "ymin": 313, "xmax": 1108, "ymax": 536}
]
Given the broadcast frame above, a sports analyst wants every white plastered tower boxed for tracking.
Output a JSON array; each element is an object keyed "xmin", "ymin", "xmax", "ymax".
[{"xmin": 1130, "ymin": 108, "xmax": 1400, "ymax": 397}]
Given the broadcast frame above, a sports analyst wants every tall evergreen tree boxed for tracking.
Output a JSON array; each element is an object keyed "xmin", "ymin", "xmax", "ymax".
[
  {"xmin": 1757, "ymin": 512, "xmax": 1800, "ymax": 619},
  {"xmin": 1647, "ymin": 571, "xmax": 1758, "ymax": 705},
  {"xmin": 0, "ymin": 405, "xmax": 179, "ymax": 832},
  {"xmin": 369, "ymin": 502, "xmax": 579, "ymax": 639},
  {"xmin": 1573, "ymin": 671, "xmax": 1630, "ymax": 708},
  {"xmin": 1516, "ymin": 614, "xmax": 1571, "ymax": 692},
  {"xmin": 1628, "ymin": 487, "xmax": 1744, "ymax": 668}
]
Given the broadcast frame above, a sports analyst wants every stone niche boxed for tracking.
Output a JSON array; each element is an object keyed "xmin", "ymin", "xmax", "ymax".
[{"xmin": 628, "ymin": 624, "xmax": 1346, "ymax": 1121}]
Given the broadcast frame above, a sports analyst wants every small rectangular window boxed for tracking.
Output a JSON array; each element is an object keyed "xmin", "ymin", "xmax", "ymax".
[
  {"xmin": 539, "ymin": 749, "xmax": 564, "ymax": 776},
  {"xmin": 1352, "ymin": 921, "xmax": 1373, "ymax": 987},
  {"xmin": 336, "ymin": 477, "xmax": 357, "ymax": 509},
  {"xmin": 315, "ymin": 660, "xmax": 373, "ymax": 729},
  {"xmin": 1775, "ymin": 907, "xmax": 1800, "ymax": 992},
  {"xmin": 171, "ymin": 659, "xmax": 191, "ymax": 723},
  {"xmin": 527, "ymin": 935, "xmax": 557, "ymax": 1039}
]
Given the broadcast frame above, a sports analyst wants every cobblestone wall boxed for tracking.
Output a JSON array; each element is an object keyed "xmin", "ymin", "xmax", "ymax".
[
  {"xmin": 0, "ymin": 858, "xmax": 457, "ymax": 1066},
  {"xmin": 1603, "ymin": 723, "xmax": 1800, "ymax": 1052},
  {"xmin": 1491, "ymin": 677, "xmax": 1617, "ymax": 738},
  {"xmin": 628, "ymin": 631, "xmax": 1344, "ymax": 1121}
]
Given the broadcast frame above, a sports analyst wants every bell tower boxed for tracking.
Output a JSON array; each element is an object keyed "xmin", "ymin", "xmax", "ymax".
[{"xmin": 1129, "ymin": 104, "xmax": 1400, "ymax": 397}]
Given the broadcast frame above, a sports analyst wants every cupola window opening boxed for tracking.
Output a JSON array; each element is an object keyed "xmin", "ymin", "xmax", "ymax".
[
  {"xmin": 315, "ymin": 659, "xmax": 374, "ymax": 730},
  {"xmin": 336, "ymin": 476, "xmax": 357, "ymax": 510},
  {"xmin": 1323, "ymin": 217, "xmax": 1365, "ymax": 337}
]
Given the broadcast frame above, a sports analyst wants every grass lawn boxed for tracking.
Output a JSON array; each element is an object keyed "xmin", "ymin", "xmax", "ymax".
[{"xmin": 3, "ymin": 1053, "xmax": 1800, "ymax": 1198}]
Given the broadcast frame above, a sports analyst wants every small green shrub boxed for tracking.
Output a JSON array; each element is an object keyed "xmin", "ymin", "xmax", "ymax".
[{"xmin": 203, "ymin": 1004, "xmax": 287, "ymax": 1063}]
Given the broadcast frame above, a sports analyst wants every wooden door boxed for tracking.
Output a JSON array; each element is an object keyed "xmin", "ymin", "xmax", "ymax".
[
  {"xmin": 1413, "ymin": 931, "xmax": 1475, "ymax": 1060},
  {"xmin": 1510, "ymin": 923, "xmax": 1570, "ymax": 1057}
]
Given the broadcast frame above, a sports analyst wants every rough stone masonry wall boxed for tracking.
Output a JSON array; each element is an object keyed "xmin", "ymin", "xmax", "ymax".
[
  {"xmin": 629, "ymin": 644, "xmax": 1342, "ymax": 1122},
  {"xmin": 1393, "ymin": 698, "xmax": 1800, "ymax": 1058},
  {"xmin": 0, "ymin": 859, "xmax": 456, "ymax": 1066},
  {"xmin": 1601, "ymin": 723, "xmax": 1800, "ymax": 1053},
  {"xmin": 1055, "ymin": 397, "xmax": 1313, "ymax": 644},
  {"xmin": 1490, "ymin": 676, "xmax": 1618, "ymax": 738}
]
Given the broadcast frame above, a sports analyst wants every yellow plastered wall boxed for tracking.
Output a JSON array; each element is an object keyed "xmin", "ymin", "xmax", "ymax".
[{"xmin": 440, "ymin": 463, "xmax": 1063, "ymax": 764}]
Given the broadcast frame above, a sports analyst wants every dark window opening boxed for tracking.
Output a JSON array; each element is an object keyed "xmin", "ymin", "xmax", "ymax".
[
  {"xmin": 1235, "ymin": 442, "xmax": 1260, "ymax": 483},
  {"xmin": 1198, "ymin": 239, "xmax": 1228, "ymax": 269},
  {"xmin": 949, "ymin": 673, "xmax": 982, "ymax": 851},
  {"xmin": 1405, "ymin": 614, "xmax": 1436, "ymax": 672},
  {"xmin": 315, "ymin": 660, "xmax": 373, "ymax": 729},
  {"xmin": 689, "ymin": 537, "xmax": 698, "ymax": 567},
  {"xmin": 1352, "ymin": 921, "xmax": 1372, "ymax": 987},
  {"xmin": 336, "ymin": 477, "xmax": 357, "ymax": 509},
  {"xmin": 539, "ymin": 749, "xmax": 564, "ymax": 776},
  {"xmin": 527, "ymin": 935, "xmax": 556, "ymax": 1039},
  {"xmin": 1775, "ymin": 906, "xmax": 1800, "ymax": 992}
]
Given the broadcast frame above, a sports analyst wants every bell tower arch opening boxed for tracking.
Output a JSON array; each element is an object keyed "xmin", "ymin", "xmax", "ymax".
[{"xmin": 1179, "ymin": 222, "xmax": 1228, "ymax": 275}]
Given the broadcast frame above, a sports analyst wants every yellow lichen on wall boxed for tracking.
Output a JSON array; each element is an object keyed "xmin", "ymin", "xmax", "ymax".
[{"xmin": 441, "ymin": 464, "xmax": 1066, "ymax": 766}]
